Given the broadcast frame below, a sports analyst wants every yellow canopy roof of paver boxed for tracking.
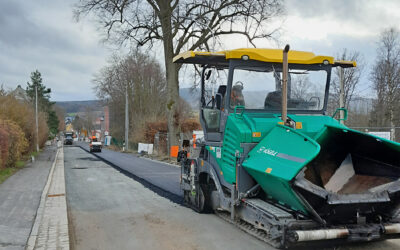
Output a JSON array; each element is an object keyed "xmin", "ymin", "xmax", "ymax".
[{"xmin": 173, "ymin": 48, "xmax": 356, "ymax": 67}]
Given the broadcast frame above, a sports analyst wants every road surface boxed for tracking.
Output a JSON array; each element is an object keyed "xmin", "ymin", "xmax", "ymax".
[
  {"xmin": 67, "ymin": 144, "xmax": 400, "ymax": 250},
  {"xmin": 65, "ymin": 146, "xmax": 268, "ymax": 250},
  {"xmin": 77, "ymin": 142, "xmax": 182, "ymax": 197}
]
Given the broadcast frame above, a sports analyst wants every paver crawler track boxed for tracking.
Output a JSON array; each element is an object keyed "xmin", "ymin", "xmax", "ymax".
[{"xmin": 216, "ymin": 211, "xmax": 282, "ymax": 248}]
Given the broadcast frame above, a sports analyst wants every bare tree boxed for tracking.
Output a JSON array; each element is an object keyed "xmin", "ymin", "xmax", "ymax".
[
  {"xmin": 0, "ymin": 85, "xmax": 6, "ymax": 96},
  {"xmin": 72, "ymin": 115, "xmax": 85, "ymax": 132},
  {"xmin": 330, "ymin": 49, "xmax": 364, "ymax": 111},
  {"xmin": 74, "ymin": 0, "xmax": 284, "ymax": 145},
  {"xmin": 291, "ymin": 75, "xmax": 311, "ymax": 100},
  {"xmin": 84, "ymin": 107, "xmax": 96, "ymax": 134},
  {"xmin": 54, "ymin": 106, "xmax": 66, "ymax": 132},
  {"xmin": 371, "ymin": 28, "xmax": 400, "ymax": 140},
  {"xmin": 94, "ymin": 51, "xmax": 167, "ymax": 141}
]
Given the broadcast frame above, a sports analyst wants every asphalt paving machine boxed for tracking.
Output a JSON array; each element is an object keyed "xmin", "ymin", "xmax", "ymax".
[{"xmin": 174, "ymin": 46, "xmax": 400, "ymax": 248}]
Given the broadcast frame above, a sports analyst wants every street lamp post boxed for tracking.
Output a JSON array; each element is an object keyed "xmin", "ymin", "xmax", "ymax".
[
  {"xmin": 100, "ymin": 116, "xmax": 105, "ymax": 141},
  {"xmin": 124, "ymin": 83, "xmax": 129, "ymax": 151},
  {"xmin": 35, "ymin": 85, "xmax": 39, "ymax": 152}
]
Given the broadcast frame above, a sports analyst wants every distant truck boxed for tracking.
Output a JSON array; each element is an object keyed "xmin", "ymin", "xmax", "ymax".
[
  {"xmin": 64, "ymin": 132, "xmax": 74, "ymax": 145},
  {"xmin": 89, "ymin": 136, "xmax": 102, "ymax": 152}
]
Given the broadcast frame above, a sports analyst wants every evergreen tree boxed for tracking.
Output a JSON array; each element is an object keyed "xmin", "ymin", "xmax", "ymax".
[
  {"xmin": 47, "ymin": 109, "xmax": 59, "ymax": 135},
  {"xmin": 26, "ymin": 70, "xmax": 59, "ymax": 136},
  {"xmin": 26, "ymin": 70, "xmax": 51, "ymax": 112}
]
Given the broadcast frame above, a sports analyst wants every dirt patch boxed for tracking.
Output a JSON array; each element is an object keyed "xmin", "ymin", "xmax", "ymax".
[
  {"xmin": 140, "ymin": 212, "xmax": 200, "ymax": 250},
  {"xmin": 144, "ymin": 213, "xmax": 165, "ymax": 225},
  {"xmin": 77, "ymin": 157, "xmax": 100, "ymax": 161}
]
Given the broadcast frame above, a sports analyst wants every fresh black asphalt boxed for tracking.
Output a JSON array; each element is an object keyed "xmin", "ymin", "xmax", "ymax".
[{"xmin": 76, "ymin": 143, "xmax": 183, "ymax": 200}]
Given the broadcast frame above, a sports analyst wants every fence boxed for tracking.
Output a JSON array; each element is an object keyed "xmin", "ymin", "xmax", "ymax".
[{"xmin": 109, "ymin": 131, "xmax": 197, "ymax": 156}]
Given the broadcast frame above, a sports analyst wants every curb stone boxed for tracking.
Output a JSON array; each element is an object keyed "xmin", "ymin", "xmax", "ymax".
[{"xmin": 26, "ymin": 143, "xmax": 70, "ymax": 250}]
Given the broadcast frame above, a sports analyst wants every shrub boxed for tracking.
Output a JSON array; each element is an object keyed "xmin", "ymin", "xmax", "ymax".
[
  {"xmin": 144, "ymin": 120, "xmax": 167, "ymax": 143},
  {"xmin": 0, "ymin": 119, "xmax": 28, "ymax": 168},
  {"xmin": 0, "ymin": 126, "xmax": 8, "ymax": 169},
  {"xmin": 0, "ymin": 95, "xmax": 49, "ymax": 152}
]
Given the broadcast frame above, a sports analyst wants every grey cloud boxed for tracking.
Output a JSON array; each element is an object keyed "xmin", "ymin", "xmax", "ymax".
[
  {"xmin": 0, "ymin": 0, "xmax": 109, "ymax": 101},
  {"xmin": 286, "ymin": 0, "xmax": 360, "ymax": 19},
  {"xmin": 287, "ymin": 34, "xmax": 377, "ymax": 97},
  {"xmin": 0, "ymin": 4, "xmax": 80, "ymax": 53},
  {"xmin": 286, "ymin": 0, "xmax": 399, "ymax": 31}
]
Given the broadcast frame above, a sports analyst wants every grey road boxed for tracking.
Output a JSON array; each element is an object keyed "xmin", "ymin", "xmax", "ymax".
[
  {"xmin": 65, "ymin": 146, "xmax": 269, "ymax": 250},
  {"xmin": 0, "ymin": 145, "xmax": 56, "ymax": 250},
  {"xmin": 77, "ymin": 142, "xmax": 182, "ymax": 197}
]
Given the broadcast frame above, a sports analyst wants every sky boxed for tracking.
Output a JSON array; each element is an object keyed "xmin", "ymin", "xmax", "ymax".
[
  {"xmin": 0, "ymin": 0, "xmax": 399, "ymax": 101},
  {"xmin": 0, "ymin": 0, "xmax": 112, "ymax": 101}
]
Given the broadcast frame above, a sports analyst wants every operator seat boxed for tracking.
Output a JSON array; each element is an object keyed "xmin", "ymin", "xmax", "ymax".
[
  {"xmin": 216, "ymin": 85, "xmax": 227, "ymax": 109},
  {"xmin": 264, "ymin": 91, "xmax": 281, "ymax": 109}
]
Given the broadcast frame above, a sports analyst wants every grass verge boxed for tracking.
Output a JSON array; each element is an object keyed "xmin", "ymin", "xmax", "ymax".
[
  {"xmin": 0, "ymin": 152, "xmax": 36, "ymax": 184},
  {"xmin": 0, "ymin": 167, "xmax": 20, "ymax": 184}
]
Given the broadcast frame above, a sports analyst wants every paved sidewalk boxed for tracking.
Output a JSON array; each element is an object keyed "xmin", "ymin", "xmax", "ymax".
[
  {"xmin": 27, "ymin": 146, "xmax": 69, "ymax": 250},
  {"xmin": 0, "ymin": 145, "xmax": 56, "ymax": 250}
]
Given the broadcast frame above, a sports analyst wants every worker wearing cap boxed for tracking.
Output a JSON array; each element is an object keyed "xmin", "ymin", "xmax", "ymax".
[{"xmin": 231, "ymin": 82, "xmax": 245, "ymax": 107}]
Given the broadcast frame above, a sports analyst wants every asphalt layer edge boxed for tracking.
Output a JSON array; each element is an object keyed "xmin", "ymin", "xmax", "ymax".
[{"xmin": 76, "ymin": 145, "xmax": 184, "ymax": 206}]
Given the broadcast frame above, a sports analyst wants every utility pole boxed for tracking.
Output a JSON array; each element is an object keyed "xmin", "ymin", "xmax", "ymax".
[
  {"xmin": 100, "ymin": 116, "xmax": 105, "ymax": 142},
  {"xmin": 339, "ymin": 67, "xmax": 345, "ymax": 125},
  {"xmin": 35, "ymin": 85, "xmax": 39, "ymax": 152},
  {"xmin": 124, "ymin": 83, "xmax": 129, "ymax": 151}
]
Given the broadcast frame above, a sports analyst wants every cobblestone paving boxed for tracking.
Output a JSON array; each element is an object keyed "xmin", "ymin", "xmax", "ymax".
[{"xmin": 28, "ymin": 147, "xmax": 69, "ymax": 250}]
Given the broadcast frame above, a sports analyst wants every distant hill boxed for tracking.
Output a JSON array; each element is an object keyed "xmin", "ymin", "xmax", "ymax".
[{"xmin": 55, "ymin": 100, "xmax": 103, "ymax": 113}]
